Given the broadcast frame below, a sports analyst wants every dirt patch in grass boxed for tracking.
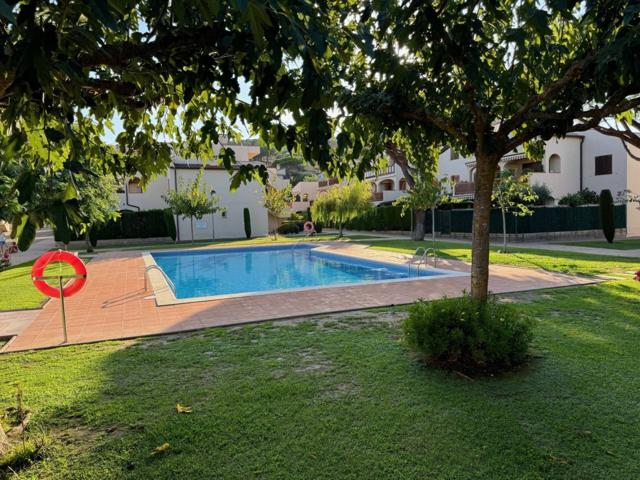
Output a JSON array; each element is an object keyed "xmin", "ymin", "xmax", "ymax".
[{"xmin": 295, "ymin": 348, "xmax": 333, "ymax": 374}]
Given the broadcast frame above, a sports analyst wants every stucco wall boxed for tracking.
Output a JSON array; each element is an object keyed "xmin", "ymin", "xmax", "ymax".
[
  {"xmin": 117, "ymin": 144, "xmax": 271, "ymax": 241},
  {"xmin": 438, "ymin": 131, "xmax": 631, "ymax": 206},
  {"xmin": 626, "ymin": 145, "xmax": 640, "ymax": 237},
  {"xmin": 581, "ymin": 129, "xmax": 628, "ymax": 197}
]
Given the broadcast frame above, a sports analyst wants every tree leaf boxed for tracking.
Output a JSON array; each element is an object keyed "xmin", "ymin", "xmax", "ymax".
[
  {"xmin": 151, "ymin": 443, "xmax": 171, "ymax": 456},
  {"xmin": 176, "ymin": 403, "xmax": 193, "ymax": 414}
]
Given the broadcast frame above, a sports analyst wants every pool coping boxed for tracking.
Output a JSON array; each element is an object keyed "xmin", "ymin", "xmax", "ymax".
[{"xmin": 142, "ymin": 244, "xmax": 469, "ymax": 306}]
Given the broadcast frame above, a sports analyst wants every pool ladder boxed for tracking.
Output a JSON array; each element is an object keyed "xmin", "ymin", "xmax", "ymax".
[
  {"xmin": 410, "ymin": 247, "xmax": 437, "ymax": 275},
  {"xmin": 144, "ymin": 265, "xmax": 177, "ymax": 295}
]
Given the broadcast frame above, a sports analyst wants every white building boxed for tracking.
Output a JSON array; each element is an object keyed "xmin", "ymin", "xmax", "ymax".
[
  {"xmin": 291, "ymin": 181, "xmax": 320, "ymax": 212},
  {"xmin": 437, "ymin": 130, "xmax": 636, "ymax": 199},
  {"xmin": 119, "ymin": 143, "xmax": 278, "ymax": 241},
  {"xmin": 436, "ymin": 129, "xmax": 640, "ymax": 236}
]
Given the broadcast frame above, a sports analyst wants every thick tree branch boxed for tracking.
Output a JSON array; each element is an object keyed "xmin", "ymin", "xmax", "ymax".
[
  {"xmin": 384, "ymin": 142, "xmax": 415, "ymax": 188},
  {"xmin": 499, "ymin": 53, "xmax": 596, "ymax": 135},
  {"xmin": 504, "ymin": 95, "xmax": 640, "ymax": 152}
]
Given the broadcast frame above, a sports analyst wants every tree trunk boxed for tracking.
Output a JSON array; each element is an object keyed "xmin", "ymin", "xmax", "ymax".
[
  {"xmin": 412, "ymin": 209, "xmax": 426, "ymax": 240},
  {"xmin": 338, "ymin": 223, "xmax": 344, "ymax": 237},
  {"xmin": 84, "ymin": 231, "xmax": 94, "ymax": 253},
  {"xmin": 190, "ymin": 217, "xmax": 194, "ymax": 243},
  {"xmin": 471, "ymin": 155, "xmax": 499, "ymax": 302},
  {"xmin": 501, "ymin": 208, "xmax": 507, "ymax": 253}
]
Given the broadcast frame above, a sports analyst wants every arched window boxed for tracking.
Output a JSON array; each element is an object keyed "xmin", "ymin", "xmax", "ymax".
[
  {"xmin": 294, "ymin": 194, "xmax": 301, "ymax": 202},
  {"xmin": 128, "ymin": 177, "xmax": 142, "ymax": 194},
  {"xmin": 399, "ymin": 178, "xmax": 407, "ymax": 191},
  {"xmin": 370, "ymin": 182, "xmax": 377, "ymax": 192},
  {"xmin": 302, "ymin": 193, "xmax": 309, "ymax": 202},
  {"xmin": 379, "ymin": 179, "xmax": 394, "ymax": 191},
  {"xmin": 549, "ymin": 154, "xmax": 561, "ymax": 173}
]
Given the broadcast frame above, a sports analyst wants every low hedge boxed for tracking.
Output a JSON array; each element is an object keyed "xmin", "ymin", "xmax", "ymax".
[{"xmin": 87, "ymin": 209, "xmax": 175, "ymax": 240}]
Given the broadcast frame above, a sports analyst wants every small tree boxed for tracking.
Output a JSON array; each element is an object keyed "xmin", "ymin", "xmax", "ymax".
[
  {"xmin": 163, "ymin": 170, "xmax": 222, "ymax": 243},
  {"xmin": 394, "ymin": 176, "xmax": 457, "ymax": 249},
  {"xmin": 492, "ymin": 172, "xmax": 538, "ymax": 253},
  {"xmin": 311, "ymin": 181, "xmax": 372, "ymax": 237},
  {"xmin": 243, "ymin": 208, "xmax": 252, "ymax": 239},
  {"xmin": 77, "ymin": 175, "xmax": 120, "ymax": 252},
  {"xmin": 262, "ymin": 183, "xmax": 293, "ymax": 238},
  {"xmin": 599, "ymin": 189, "xmax": 615, "ymax": 243}
]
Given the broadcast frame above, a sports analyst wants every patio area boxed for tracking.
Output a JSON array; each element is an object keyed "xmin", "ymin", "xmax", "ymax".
[{"xmin": 1, "ymin": 244, "xmax": 596, "ymax": 353}]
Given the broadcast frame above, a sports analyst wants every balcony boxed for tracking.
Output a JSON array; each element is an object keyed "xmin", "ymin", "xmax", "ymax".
[
  {"xmin": 453, "ymin": 181, "xmax": 475, "ymax": 196},
  {"xmin": 318, "ymin": 178, "xmax": 339, "ymax": 188},
  {"xmin": 372, "ymin": 192, "xmax": 383, "ymax": 201},
  {"xmin": 364, "ymin": 165, "xmax": 395, "ymax": 178}
]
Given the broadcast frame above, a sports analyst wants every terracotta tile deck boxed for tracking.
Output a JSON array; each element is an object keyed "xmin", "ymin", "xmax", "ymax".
[{"xmin": 1, "ymin": 245, "xmax": 596, "ymax": 353}]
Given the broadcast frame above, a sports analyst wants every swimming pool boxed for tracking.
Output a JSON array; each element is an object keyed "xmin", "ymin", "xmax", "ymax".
[{"xmin": 150, "ymin": 245, "xmax": 463, "ymax": 300}]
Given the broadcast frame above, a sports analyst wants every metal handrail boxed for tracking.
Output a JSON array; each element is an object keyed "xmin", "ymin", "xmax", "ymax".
[
  {"xmin": 144, "ymin": 265, "xmax": 176, "ymax": 294},
  {"xmin": 409, "ymin": 247, "xmax": 438, "ymax": 275}
]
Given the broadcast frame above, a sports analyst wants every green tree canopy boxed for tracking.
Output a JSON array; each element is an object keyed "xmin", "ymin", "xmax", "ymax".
[
  {"xmin": 163, "ymin": 169, "xmax": 222, "ymax": 242},
  {"xmin": 261, "ymin": 182, "xmax": 293, "ymax": 236},
  {"xmin": 311, "ymin": 181, "xmax": 372, "ymax": 236},
  {"xmin": 0, "ymin": 0, "xmax": 336, "ymax": 186},
  {"xmin": 492, "ymin": 172, "xmax": 538, "ymax": 253},
  {"xmin": 316, "ymin": 0, "xmax": 640, "ymax": 299}
]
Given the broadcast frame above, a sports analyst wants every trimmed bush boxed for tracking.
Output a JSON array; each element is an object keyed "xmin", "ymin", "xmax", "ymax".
[
  {"xmin": 243, "ymin": 208, "xmax": 252, "ymax": 239},
  {"xmin": 558, "ymin": 188, "xmax": 599, "ymax": 207},
  {"xmin": 277, "ymin": 222, "xmax": 301, "ymax": 234},
  {"xmin": 402, "ymin": 295, "xmax": 532, "ymax": 372},
  {"xmin": 599, "ymin": 189, "xmax": 615, "ymax": 243}
]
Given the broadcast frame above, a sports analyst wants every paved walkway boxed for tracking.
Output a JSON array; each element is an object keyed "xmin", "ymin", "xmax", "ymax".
[
  {"xmin": 9, "ymin": 228, "xmax": 56, "ymax": 265},
  {"xmin": 0, "ymin": 310, "xmax": 39, "ymax": 338},
  {"xmin": 1, "ymin": 244, "xmax": 596, "ymax": 353}
]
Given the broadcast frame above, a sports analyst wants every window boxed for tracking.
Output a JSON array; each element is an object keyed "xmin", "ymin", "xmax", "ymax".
[
  {"xmin": 595, "ymin": 155, "xmax": 612, "ymax": 175},
  {"xmin": 294, "ymin": 194, "xmax": 301, "ymax": 202},
  {"xmin": 522, "ymin": 161, "xmax": 544, "ymax": 174},
  {"xmin": 450, "ymin": 150, "xmax": 459, "ymax": 160},
  {"xmin": 127, "ymin": 177, "xmax": 142, "ymax": 194},
  {"xmin": 302, "ymin": 193, "xmax": 309, "ymax": 202},
  {"xmin": 450, "ymin": 175, "xmax": 460, "ymax": 184},
  {"xmin": 399, "ymin": 179, "xmax": 407, "ymax": 191},
  {"xmin": 548, "ymin": 154, "xmax": 561, "ymax": 173}
]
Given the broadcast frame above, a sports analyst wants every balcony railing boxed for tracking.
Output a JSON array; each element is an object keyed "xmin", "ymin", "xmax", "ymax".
[
  {"xmin": 454, "ymin": 181, "xmax": 475, "ymax": 196},
  {"xmin": 364, "ymin": 165, "xmax": 395, "ymax": 178},
  {"xmin": 318, "ymin": 177, "xmax": 339, "ymax": 188}
]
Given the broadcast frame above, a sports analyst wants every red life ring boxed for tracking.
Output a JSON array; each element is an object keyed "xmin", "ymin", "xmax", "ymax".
[
  {"xmin": 303, "ymin": 221, "xmax": 315, "ymax": 232},
  {"xmin": 31, "ymin": 250, "xmax": 87, "ymax": 298}
]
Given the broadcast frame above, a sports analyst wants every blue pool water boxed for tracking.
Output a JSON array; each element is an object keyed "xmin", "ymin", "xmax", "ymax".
[{"xmin": 152, "ymin": 245, "xmax": 452, "ymax": 299}]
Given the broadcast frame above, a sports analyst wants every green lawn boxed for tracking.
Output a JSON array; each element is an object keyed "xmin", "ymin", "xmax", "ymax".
[
  {"xmin": 0, "ymin": 261, "xmax": 73, "ymax": 311},
  {"xmin": 561, "ymin": 238, "xmax": 640, "ymax": 250},
  {"xmin": 363, "ymin": 239, "xmax": 640, "ymax": 277},
  {"xmin": 1, "ymin": 280, "xmax": 639, "ymax": 479}
]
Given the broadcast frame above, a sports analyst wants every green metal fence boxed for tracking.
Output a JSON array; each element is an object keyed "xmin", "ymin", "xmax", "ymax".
[{"xmin": 346, "ymin": 204, "xmax": 627, "ymax": 234}]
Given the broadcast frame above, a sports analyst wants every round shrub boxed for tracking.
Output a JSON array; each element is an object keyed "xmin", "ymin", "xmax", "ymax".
[
  {"xmin": 277, "ymin": 222, "xmax": 301, "ymax": 234},
  {"xmin": 402, "ymin": 295, "xmax": 533, "ymax": 371}
]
